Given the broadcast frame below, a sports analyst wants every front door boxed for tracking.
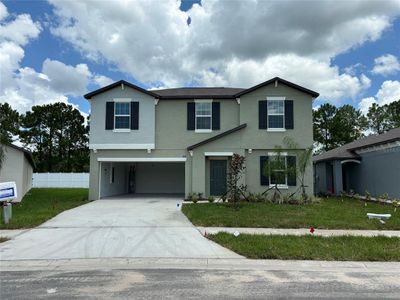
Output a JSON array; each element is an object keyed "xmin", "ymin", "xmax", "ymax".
[{"xmin": 210, "ymin": 160, "xmax": 227, "ymax": 196}]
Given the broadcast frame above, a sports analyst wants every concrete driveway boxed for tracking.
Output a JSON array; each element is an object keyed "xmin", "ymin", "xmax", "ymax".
[{"xmin": 0, "ymin": 197, "xmax": 241, "ymax": 260}]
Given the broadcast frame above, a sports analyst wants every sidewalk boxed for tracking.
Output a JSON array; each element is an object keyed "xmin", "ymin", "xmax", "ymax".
[
  {"xmin": 197, "ymin": 227, "xmax": 400, "ymax": 237},
  {"xmin": 1, "ymin": 257, "xmax": 400, "ymax": 272},
  {"xmin": 0, "ymin": 229, "xmax": 28, "ymax": 239}
]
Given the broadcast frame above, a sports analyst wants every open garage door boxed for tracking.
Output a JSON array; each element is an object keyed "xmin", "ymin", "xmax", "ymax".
[
  {"xmin": 134, "ymin": 162, "xmax": 184, "ymax": 194},
  {"xmin": 97, "ymin": 158, "xmax": 186, "ymax": 198}
]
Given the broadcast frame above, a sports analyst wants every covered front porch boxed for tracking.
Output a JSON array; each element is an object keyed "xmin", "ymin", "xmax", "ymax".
[{"xmin": 314, "ymin": 159, "xmax": 361, "ymax": 195}]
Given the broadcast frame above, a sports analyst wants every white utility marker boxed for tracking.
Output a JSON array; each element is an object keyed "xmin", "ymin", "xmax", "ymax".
[{"xmin": 367, "ymin": 213, "xmax": 391, "ymax": 220}]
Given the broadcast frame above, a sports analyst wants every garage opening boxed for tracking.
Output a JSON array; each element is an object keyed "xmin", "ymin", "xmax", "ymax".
[{"xmin": 98, "ymin": 159, "xmax": 185, "ymax": 199}]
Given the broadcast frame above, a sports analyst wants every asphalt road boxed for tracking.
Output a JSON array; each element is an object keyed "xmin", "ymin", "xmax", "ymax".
[{"xmin": 1, "ymin": 268, "xmax": 399, "ymax": 299}]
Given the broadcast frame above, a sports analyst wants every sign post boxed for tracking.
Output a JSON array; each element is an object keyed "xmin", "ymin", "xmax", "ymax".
[{"xmin": 0, "ymin": 182, "xmax": 17, "ymax": 224}]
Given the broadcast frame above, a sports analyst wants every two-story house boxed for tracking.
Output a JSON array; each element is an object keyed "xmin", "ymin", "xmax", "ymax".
[{"xmin": 84, "ymin": 77, "xmax": 319, "ymax": 200}]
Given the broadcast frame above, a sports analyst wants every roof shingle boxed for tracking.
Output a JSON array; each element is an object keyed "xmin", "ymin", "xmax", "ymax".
[{"xmin": 313, "ymin": 127, "xmax": 400, "ymax": 163}]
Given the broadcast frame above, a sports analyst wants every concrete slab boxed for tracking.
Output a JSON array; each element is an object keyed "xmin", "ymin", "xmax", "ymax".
[
  {"xmin": 0, "ymin": 229, "xmax": 28, "ymax": 239},
  {"xmin": 0, "ymin": 198, "xmax": 241, "ymax": 260}
]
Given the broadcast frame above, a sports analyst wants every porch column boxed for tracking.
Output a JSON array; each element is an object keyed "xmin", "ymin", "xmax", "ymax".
[{"xmin": 333, "ymin": 160, "xmax": 343, "ymax": 195}]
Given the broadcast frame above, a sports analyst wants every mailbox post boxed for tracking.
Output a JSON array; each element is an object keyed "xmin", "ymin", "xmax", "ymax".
[{"xmin": 0, "ymin": 182, "xmax": 17, "ymax": 224}]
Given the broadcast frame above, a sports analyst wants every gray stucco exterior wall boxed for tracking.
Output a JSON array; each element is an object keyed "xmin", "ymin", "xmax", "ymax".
[
  {"xmin": 348, "ymin": 147, "xmax": 400, "ymax": 198},
  {"xmin": 89, "ymin": 85, "xmax": 155, "ymax": 148},
  {"xmin": 0, "ymin": 145, "xmax": 33, "ymax": 202}
]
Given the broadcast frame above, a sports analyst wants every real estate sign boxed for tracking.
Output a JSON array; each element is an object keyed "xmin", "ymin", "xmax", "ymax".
[{"xmin": 0, "ymin": 182, "xmax": 18, "ymax": 202}]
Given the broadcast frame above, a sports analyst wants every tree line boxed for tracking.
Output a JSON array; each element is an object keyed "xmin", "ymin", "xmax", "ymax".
[
  {"xmin": 0, "ymin": 102, "xmax": 89, "ymax": 172},
  {"xmin": 313, "ymin": 99, "xmax": 400, "ymax": 152}
]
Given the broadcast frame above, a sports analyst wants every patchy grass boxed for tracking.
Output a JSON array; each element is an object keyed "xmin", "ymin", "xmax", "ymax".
[
  {"xmin": 209, "ymin": 232, "xmax": 400, "ymax": 261},
  {"xmin": 182, "ymin": 198, "xmax": 400, "ymax": 230},
  {"xmin": 0, "ymin": 237, "xmax": 9, "ymax": 243},
  {"xmin": 0, "ymin": 188, "xmax": 89, "ymax": 229}
]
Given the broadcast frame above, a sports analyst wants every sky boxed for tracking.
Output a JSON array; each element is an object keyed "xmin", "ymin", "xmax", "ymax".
[{"xmin": 1, "ymin": 0, "xmax": 400, "ymax": 118}]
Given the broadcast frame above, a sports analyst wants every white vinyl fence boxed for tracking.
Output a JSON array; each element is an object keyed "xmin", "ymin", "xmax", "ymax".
[{"xmin": 33, "ymin": 173, "xmax": 89, "ymax": 188}]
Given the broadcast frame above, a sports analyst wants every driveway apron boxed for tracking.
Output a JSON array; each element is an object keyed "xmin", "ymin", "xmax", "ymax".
[{"xmin": 0, "ymin": 198, "xmax": 241, "ymax": 260}]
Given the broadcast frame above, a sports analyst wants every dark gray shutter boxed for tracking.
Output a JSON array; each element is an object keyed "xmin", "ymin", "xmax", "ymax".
[
  {"xmin": 212, "ymin": 102, "xmax": 220, "ymax": 130},
  {"xmin": 287, "ymin": 156, "xmax": 297, "ymax": 186},
  {"xmin": 260, "ymin": 156, "xmax": 269, "ymax": 186},
  {"xmin": 131, "ymin": 102, "xmax": 139, "ymax": 130},
  {"xmin": 187, "ymin": 102, "xmax": 195, "ymax": 130},
  {"xmin": 105, "ymin": 101, "xmax": 114, "ymax": 130},
  {"xmin": 259, "ymin": 101, "xmax": 268, "ymax": 129},
  {"xmin": 285, "ymin": 100, "xmax": 294, "ymax": 129}
]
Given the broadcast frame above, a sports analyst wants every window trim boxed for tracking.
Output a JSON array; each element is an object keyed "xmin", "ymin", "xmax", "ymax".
[
  {"xmin": 267, "ymin": 97, "xmax": 285, "ymax": 131},
  {"xmin": 267, "ymin": 152, "xmax": 288, "ymax": 189},
  {"xmin": 114, "ymin": 101, "xmax": 131, "ymax": 131},
  {"xmin": 194, "ymin": 99, "xmax": 213, "ymax": 133}
]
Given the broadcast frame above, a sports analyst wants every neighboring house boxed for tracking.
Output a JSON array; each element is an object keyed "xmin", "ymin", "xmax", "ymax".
[
  {"xmin": 84, "ymin": 77, "xmax": 319, "ymax": 200},
  {"xmin": 313, "ymin": 127, "xmax": 400, "ymax": 198},
  {"xmin": 0, "ymin": 144, "xmax": 34, "ymax": 202}
]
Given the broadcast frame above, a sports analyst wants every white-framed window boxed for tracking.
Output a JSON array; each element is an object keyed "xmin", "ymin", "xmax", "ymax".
[
  {"xmin": 268, "ymin": 152, "xmax": 288, "ymax": 188},
  {"xmin": 267, "ymin": 100, "xmax": 284, "ymax": 129},
  {"xmin": 195, "ymin": 101, "xmax": 212, "ymax": 132},
  {"xmin": 114, "ymin": 102, "xmax": 130, "ymax": 130},
  {"xmin": 269, "ymin": 156, "xmax": 287, "ymax": 186}
]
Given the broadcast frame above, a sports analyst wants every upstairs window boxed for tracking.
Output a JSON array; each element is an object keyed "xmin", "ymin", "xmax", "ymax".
[
  {"xmin": 267, "ymin": 100, "xmax": 284, "ymax": 129},
  {"xmin": 114, "ymin": 102, "xmax": 130, "ymax": 129},
  {"xmin": 195, "ymin": 102, "xmax": 212, "ymax": 131}
]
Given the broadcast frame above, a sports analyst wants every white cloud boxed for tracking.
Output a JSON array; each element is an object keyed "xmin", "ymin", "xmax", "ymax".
[
  {"xmin": 0, "ymin": 13, "xmax": 41, "ymax": 46},
  {"xmin": 0, "ymin": 5, "xmax": 110, "ymax": 114},
  {"xmin": 42, "ymin": 59, "xmax": 92, "ymax": 96},
  {"xmin": 358, "ymin": 97, "xmax": 377, "ymax": 115},
  {"xmin": 358, "ymin": 80, "xmax": 400, "ymax": 114},
  {"xmin": 93, "ymin": 75, "xmax": 114, "ymax": 87},
  {"xmin": 0, "ymin": 2, "xmax": 8, "ymax": 21},
  {"xmin": 199, "ymin": 55, "xmax": 371, "ymax": 102},
  {"xmin": 48, "ymin": 0, "xmax": 400, "ymax": 102},
  {"xmin": 375, "ymin": 80, "xmax": 400, "ymax": 105},
  {"xmin": 371, "ymin": 54, "xmax": 400, "ymax": 76},
  {"xmin": 344, "ymin": 63, "xmax": 365, "ymax": 76}
]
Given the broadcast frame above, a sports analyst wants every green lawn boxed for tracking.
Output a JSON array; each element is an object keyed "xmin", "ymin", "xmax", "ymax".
[
  {"xmin": 0, "ymin": 188, "xmax": 89, "ymax": 229},
  {"xmin": 209, "ymin": 232, "xmax": 400, "ymax": 261},
  {"xmin": 182, "ymin": 198, "xmax": 400, "ymax": 230}
]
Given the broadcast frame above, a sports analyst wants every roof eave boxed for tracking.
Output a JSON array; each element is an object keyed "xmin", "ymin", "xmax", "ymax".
[
  {"xmin": 159, "ymin": 95, "xmax": 236, "ymax": 100},
  {"xmin": 84, "ymin": 80, "xmax": 159, "ymax": 100},
  {"xmin": 234, "ymin": 77, "xmax": 320, "ymax": 98},
  {"xmin": 187, "ymin": 124, "xmax": 247, "ymax": 150}
]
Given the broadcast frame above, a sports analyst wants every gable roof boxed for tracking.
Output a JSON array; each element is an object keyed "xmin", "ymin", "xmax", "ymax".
[
  {"xmin": 84, "ymin": 77, "xmax": 319, "ymax": 100},
  {"xmin": 235, "ymin": 77, "xmax": 319, "ymax": 98},
  {"xmin": 187, "ymin": 123, "xmax": 247, "ymax": 150},
  {"xmin": 313, "ymin": 127, "xmax": 400, "ymax": 163},
  {"xmin": 84, "ymin": 80, "xmax": 159, "ymax": 99}
]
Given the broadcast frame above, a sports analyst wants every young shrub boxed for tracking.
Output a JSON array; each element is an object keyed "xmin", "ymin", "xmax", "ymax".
[
  {"xmin": 192, "ymin": 193, "xmax": 199, "ymax": 204},
  {"xmin": 187, "ymin": 192, "xmax": 194, "ymax": 201},
  {"xmin": 380, "ymin": 193, "xmax": 390, "ymax": 200},
  {"xmin": 208, "ymin": 196, "xmax": 215, "ymax": 203},
  {"xmin": 226, "ymin": 154, "xmax": 247, "ymax": 210},
  {"xmin": 197, "ymin": 192, "xmax": 204, "ymax": 200},
  {"xmin": 365, "ymin": 190, "xmax": 371, "ymax": 201},
  {"xmin": 246, "ymin": 192, "xmax": 257, "ymax": 203}
]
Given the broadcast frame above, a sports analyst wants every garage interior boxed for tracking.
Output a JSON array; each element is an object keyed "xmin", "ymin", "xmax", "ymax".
[{"xmin": 99, "ymin": 161, "xmax": 185, "ymax": 198}]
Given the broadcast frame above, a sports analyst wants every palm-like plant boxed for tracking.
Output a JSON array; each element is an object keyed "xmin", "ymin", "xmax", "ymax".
[{"xmin": 283, "ymin": 136, "xmax": 313, "ymax": 201}]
